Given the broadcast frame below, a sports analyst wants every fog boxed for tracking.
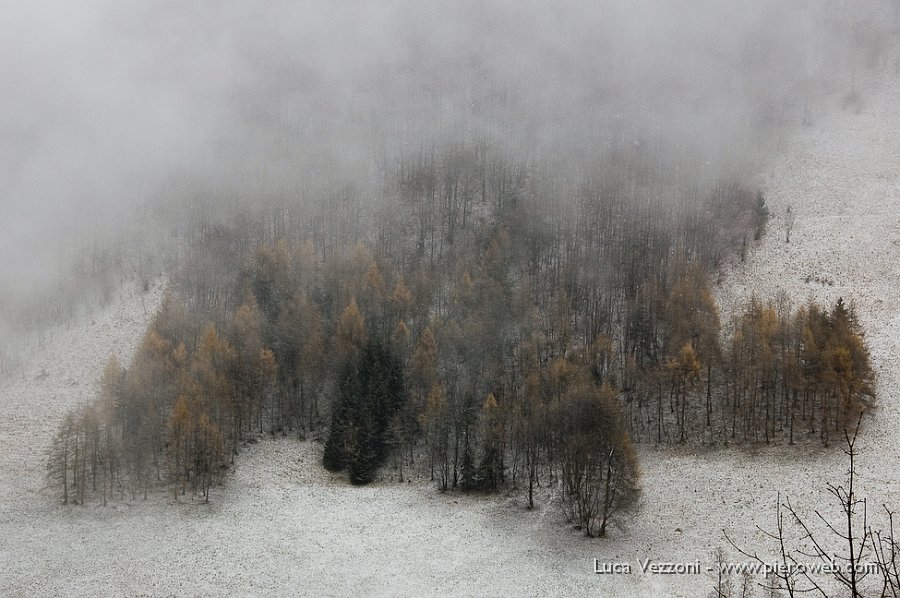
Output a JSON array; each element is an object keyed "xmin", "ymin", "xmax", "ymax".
[{"xmin": 0, "ymin": 0, "xmax": 895, "ymax": 356}]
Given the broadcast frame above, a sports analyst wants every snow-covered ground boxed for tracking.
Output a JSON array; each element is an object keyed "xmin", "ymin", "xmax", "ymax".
[
  {"xmin": 2, "ymin": 70, "xmax": 900, "ymax": 598},
  {"xmin": 0, "ymin": 280, "xmax": 165, "ymax": 512}
]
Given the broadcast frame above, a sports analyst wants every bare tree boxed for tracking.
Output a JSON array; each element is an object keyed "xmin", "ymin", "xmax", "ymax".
[{"xmin": 726, "ymin": 415, "xmax": 878, "ymax": 597}]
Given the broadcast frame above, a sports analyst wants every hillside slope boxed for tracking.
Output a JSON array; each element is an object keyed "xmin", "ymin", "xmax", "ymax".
[{"xmin": 1, "ymin": 72, "xmax": 899, "ymax": 597}]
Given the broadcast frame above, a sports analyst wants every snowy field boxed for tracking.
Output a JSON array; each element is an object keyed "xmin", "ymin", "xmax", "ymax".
[{"xmin": 2, "ymin": 73, "xmax": 900, "ymax": 597}]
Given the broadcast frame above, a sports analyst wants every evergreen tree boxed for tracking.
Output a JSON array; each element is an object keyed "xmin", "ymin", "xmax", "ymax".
[{"xmin": 323, "ymin": 340, "xmax": 408, "ymax": 484}]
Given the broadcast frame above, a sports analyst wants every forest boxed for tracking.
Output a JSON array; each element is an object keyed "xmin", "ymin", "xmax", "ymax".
[
  {"xmin": 45, "ymin": 142, "xmax": 875, "ymax": 538},
  {"xmin": 3, "ymin": 0, "xmax": 899, "ymax": 596}
]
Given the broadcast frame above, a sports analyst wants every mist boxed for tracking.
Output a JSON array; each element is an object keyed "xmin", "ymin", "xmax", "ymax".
[
  {"xmin": 1, "ymin": 0, "xmax": 894, "ymax": 347},
  {"xmin": 4, "ymin": 4, "xmax": 900, "ymax": 595}
]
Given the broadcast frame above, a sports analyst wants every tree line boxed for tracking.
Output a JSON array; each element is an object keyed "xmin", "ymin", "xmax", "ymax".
[{"xmin": 47, "ymin": 143, "xmax": 874, "ymax": 539}]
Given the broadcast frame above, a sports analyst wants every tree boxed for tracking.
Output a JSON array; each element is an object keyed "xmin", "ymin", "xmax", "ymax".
[
  {"xmin": 553, "ymin": 381, "xmax": 640, "ymax": 537},
  {"xmin": 753, "ymin": 192, "xmax": 770, "ymax": 241},
  {"xmin": 785, "ymin": 205, "xmax": 795, "ymax": 244},
  {"xmin": 469, "ymin": 392, "xmax": 504, "ymax": 492},
  {"xmin": 360, "ymin": 260, "xmax": 387, "ymax": 334},
  {"xmin": 655, "ymin": 268, "xmax": 721, "ymax": 438},
  {"xmin": 335, "ymin": 298, "xmax": 367, "ymax": 362},
  {"xmin": 322, "ymin": 363, "xmax": 356, "ymax": 473},
  {"xmin": 409, "ymin": 325, "xmax": 439, "ymax": 436},
  {"xmin": 167, "ymin": 395, "xmax": 194, "ymax": 498},
  {"xmin": 194, "ymin": 413, "xmax": 226, "ymax": 502},
  {"xmin": 389, "ymin": 275, "xmax": 414, "ymax": 325},
  {"xmin": 273, "ymin": 290, "xmax": 326, "ymax": 432},
  {"xmin": 323, "ymin": 340, "xmax": 408, "ymax": 485},
  {"xmin": 229, "ymin": 297, "xmax": 266, "ymax": 440},
  {"xmin": 421, "ymin": 382, "xmax": 451, "ymax": 491},
  {"xmin": 47, "ymin": 414, "xmax": 76, "ymax": 504},
  {"xmin": 517, "ymin": 367, "xmax": 544, "ymax": 509},
  {"xmin": 667, "ymin": 342, "xmax": 701, "ymax": 443},
  {"xmin": 251, "ymin": 242, "xmax": 294, "ymax": 322},
  {"xmin": 726, "ymin": 416, "xmax": 878, "ymax": 597}
]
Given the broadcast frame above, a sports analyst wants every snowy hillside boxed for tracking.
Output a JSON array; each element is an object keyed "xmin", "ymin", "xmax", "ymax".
[{"xmin": 1, "ymin": 68, "xmax": 899, "ymax": 598}]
